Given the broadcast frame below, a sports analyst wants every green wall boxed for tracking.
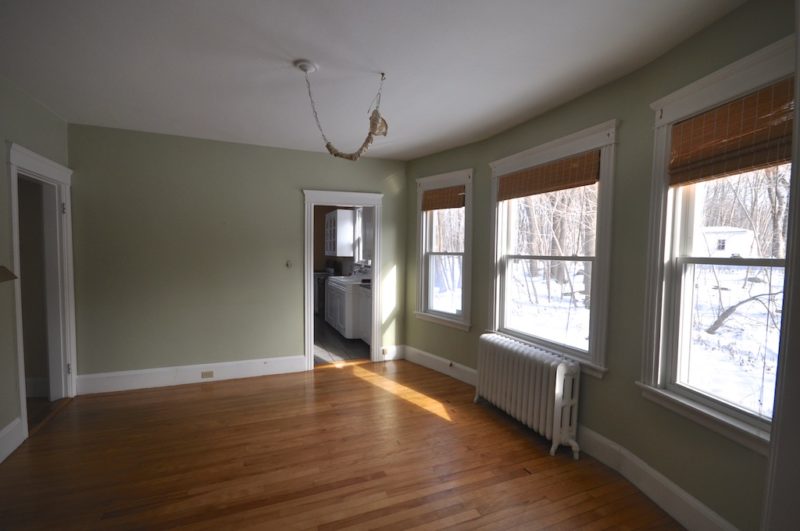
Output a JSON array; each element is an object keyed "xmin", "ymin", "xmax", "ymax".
[
  {"xmin": 68, "ymin": 125, "xmax": 406, "ymax": 373},
  {"xmin": 0, "ymin": 78, "xmax": 67, "ymax": 428},
  {"xmin": 403, "ymin": 1, "xmax": 793, "ymax": 529}
]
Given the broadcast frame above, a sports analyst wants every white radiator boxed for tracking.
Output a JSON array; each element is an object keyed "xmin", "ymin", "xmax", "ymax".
[{"xmin": 475, "ymin": 333, "xmax": 581, "ymax": 459}]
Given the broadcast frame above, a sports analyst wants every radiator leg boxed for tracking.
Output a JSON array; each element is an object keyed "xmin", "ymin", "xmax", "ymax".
[
  {"xmin": 567, "ymin": 438, "xmax": 580, "ymax": 460},
  {"xmin": 473, "ymin": 392, "xmax": 480, "ymax": 404},
  {"xmin": 549, "ymin": 442, "xmax": 558, "ymax": 457}
]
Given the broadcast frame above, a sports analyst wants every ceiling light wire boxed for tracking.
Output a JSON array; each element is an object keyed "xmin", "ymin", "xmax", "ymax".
[
  {"xmin": 297, "ymin": 62, "xmax": 388, "ymax": 161},
  {"xmin": 304, "ymin": 71, "xmax": 330, "ymax": 145}
]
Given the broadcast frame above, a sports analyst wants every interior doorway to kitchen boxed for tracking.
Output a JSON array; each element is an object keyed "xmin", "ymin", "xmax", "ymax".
[{"xmin": 303, "ymin": 191, "xmax": 382, "ymax": 370}]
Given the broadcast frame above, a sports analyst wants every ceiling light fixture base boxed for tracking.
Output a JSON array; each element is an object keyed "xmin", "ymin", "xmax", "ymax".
[{"xmin": 293, "ymin": 59, "xmax": 318, "ymax": 74}]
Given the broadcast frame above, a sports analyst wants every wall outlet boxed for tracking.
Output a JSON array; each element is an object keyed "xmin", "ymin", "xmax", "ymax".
[{"xmin": 201, "ymin": 370, "xmax": 214, "ymax": 379}]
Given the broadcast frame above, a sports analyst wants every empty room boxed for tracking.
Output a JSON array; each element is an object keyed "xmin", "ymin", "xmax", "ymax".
[{"xmin": 0, "ymin": 1, "xmax": 798, "ymax": 529}]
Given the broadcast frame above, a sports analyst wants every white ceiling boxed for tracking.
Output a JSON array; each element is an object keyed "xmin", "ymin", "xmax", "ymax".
[{"xmin": 0, "ymin": 0, "xmax": 745, "ymax": 160}]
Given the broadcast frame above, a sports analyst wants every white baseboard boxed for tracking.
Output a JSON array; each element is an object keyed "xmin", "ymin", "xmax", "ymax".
[
  {"xmin": 379, "ymin": 344, "xmax": 404, "ymax": 361},
  {"xmin": 579, "ymin": 425, "xmax": 736, "ymax": 531},
  {"xmin": 77, "ymin": 355, "xmax": 306, "ymax": 395},
  {"xmin": 0, "ymin": 417, "xmax": 26, "ymax": 464},
  {"xmin": 25, "ymin": 377, "xmax": 49, "ymax": 398},
  {"xmin": 402, "ymin": 345, "xmax": 477, "ymax": 386}
]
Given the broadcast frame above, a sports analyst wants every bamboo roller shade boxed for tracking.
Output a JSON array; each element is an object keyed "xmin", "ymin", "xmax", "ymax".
[
  {"xmin": 421, "ymin": 185, "xmax": 466, "ymax": 211},
  {"xmin": 497, "ymin": 149, "xmax": 600, "ymax": 202},
  {"xmin": 670, "ymin": 77, "xmax": 794, "ymax": 186}
]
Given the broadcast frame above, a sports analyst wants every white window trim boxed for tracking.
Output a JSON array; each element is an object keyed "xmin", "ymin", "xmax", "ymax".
[
  {"xmin": 489, "ymin": 120, "xmax": 617, "ymax": 374},
  {"xmin": 415, "ymin": 169, "xmax": 473, "ymax": 331},
  {"xmin": 640, "ymin": 35, "xmax": 795, "ymax": 453}
]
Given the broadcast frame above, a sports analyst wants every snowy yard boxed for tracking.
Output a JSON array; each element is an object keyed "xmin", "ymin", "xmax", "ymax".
[
  {"xmin": 682, "ymin": 264, "xmax": 782, "ymax": 418},
  {"xmin": 505, "ymin": 259, "xmax": 591, "ymax": 351},
  {"xmin": 504, "ymin": 260, "xmax": 780, "ymax": 419}
]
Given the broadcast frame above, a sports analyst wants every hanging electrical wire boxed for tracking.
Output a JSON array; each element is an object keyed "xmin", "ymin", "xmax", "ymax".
[{"xmin": 295, "ymin": 59, "xmax": 388, "ymax": 161}]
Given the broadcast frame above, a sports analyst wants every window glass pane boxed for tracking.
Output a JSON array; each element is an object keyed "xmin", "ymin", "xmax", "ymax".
[
  {"xmin": 428, "ymin": 254, "xmax": 463, "ymax": 314},
  {"xmin": 507, "ymin": 183, "xmax": 597, "ymax": 256},
  {"xmin": 688, "ymin": 164, "xmax": 791, "ymax": 259},
  {"xmin": 678, "ymin": 264, "xmax": 783, "ymax": 418},
  {"xmin": 429, "ymin": 207, "xmax": 464, "ymax": 253},
  {"xmin": 504, "ymin": 258, "xmax": 591, "ymax": 351}
]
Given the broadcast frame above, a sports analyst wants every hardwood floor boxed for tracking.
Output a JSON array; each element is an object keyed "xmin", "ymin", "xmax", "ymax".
[
  {"xmin": 0, "ymin": 361, "xmax": 682, "ymax": 530},
  {"xmin": 25, "ymin": 397, "xmax": 71, "ymax": 436}
]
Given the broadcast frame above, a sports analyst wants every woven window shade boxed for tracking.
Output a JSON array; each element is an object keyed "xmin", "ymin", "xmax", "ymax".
[
  {"xmin": 497, "ymin": 149, "xmax": 600, "ymax": 201},
  {"xmin": 421, "ymin": 185, "xmax": 465, "ymax": 211},
  {"xmin": 669, "ymin": 77, "xmax": 794, "ymax": 186}
]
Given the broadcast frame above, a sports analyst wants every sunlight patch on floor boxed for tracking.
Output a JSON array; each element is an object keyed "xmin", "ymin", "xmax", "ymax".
[{"xmin": 350, "ymin": 365, "xmax": 452, "ymax": 421}]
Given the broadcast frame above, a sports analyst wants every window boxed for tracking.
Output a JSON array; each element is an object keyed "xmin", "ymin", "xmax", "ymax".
[
  {"xmin": 642, "ymin": 37, "xmax": 794, "ymax": 449},
  {"xmin": 416, "ymin": 169, "xmax": 472, "ymax": 330},
  {"xmin": 670, "ymin": 167, "xmax": 789, "ymax": 420},
  {"xmin": 491, "ymin": 121, "xmax": 616, "ymax": 372}
]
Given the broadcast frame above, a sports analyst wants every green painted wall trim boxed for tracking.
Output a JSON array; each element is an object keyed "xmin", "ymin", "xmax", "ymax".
[
  {"xmin": 402, "ymin": 1, "xmax": 793, "ymax": 529},
  {"xmin": 68, "ymin": 125, "xmax": 406, "ymax": 374},
  {"xmin": 0, "ymin": 78, "xmax": 67, "ymax": 428}
]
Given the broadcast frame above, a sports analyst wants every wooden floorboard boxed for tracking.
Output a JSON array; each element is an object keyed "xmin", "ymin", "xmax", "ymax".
[{"xmin": 0, "ymin": 360, "xmax": 683, "ymax": 530}]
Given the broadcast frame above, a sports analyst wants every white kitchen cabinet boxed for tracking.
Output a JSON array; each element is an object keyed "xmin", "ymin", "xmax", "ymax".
[
  {"xmin": 356, "ymin": 285, "xmax": 372, "ymax": 345},
  {"xmin": 325, "ymin": 281, "xmax": 344, "ymax": 333},
  {"xmin": 325, "ymin": 277, "xmax": 359, "ymax": 338},
  {"xmin": 325, "ymin": 209, "xmax": 354, "ymax": 257}
]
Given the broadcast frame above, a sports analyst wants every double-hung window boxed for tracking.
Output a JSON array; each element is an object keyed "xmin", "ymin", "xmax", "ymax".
[
  {"xmin": 416, "ymin": 169, "xmax": 472, "ymax": 330},
  {"xmin": 490, "ymin": 121, "xmax": 616, "ymax": 372},
  {"xmin": 642, "ymin": 37, "xmax": 794, "ymax": 449}
]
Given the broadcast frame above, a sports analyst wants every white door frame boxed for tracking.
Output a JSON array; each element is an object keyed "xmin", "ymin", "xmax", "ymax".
[
  {"xmin": 9, "ymin": 143, "xmax": 76, "ymax": 436},
  {"xmin": 303, "ymin": 190, "xmax": 383, "ymax": 371}
]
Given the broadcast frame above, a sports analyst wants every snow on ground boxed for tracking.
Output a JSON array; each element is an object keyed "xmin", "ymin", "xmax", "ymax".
[
  {"xmin": 505, "ymin": 262, "xmax": 780, "ymax": 419},
  {"xmin": 682, "ymin": 264, "xmax": 781, "ymax": 418},
  {"xmin": 505, "ymin": 260, "xmax": 590, "ymax": 351}
]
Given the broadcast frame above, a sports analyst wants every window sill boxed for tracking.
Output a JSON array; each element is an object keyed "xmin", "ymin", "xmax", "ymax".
[
  {"xmin": 636, "ymin": 382, "xmax": 769, "ymax": 455},
  {"xmin": 580, "ymin": 363, "xmax": 607, "ymax": 379},
  {"xmin": 414, "ymin": 311, "xmax": 470, "ymax": 332}
]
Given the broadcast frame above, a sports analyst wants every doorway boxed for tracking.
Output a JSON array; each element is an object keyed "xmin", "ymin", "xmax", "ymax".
[
  {"xmin": 10, "ymin": 144, "xmax": 76, "ymax": 437},
  {"xmin": 303, "ymin": 191, "xmax": 382, "ymax": 370},
  {"xmin": 18, "ymin": 177, "xmax": 63, "ymax": 430},
  {"xmin": 312, "ymin": 205, "xmax": 374, "ymax": 365}
]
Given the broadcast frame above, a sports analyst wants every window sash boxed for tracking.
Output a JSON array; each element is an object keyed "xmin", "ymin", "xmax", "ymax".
[
  {"xmin": 675, "ymin": 256, "xmax": 784, "ymax": 267},
  {"xmin": 424, "ymin": 251, "xmax": 464, "ymax": 316},
  {"xmin": 497, "ymin": 253, "xmax": 594, "ymax": 357},
  {"xmin": 425, "ymin": 207, "xmax": 465, "ymax": 254},
  {"xmin": 505, "ymin": 254, "xmax": 596, "ymax": 262},
  {"xmin": 665, "ymin": 377, "xmax": 773, "ymax": 432},
  {"xmin": 497, "ymin": 190, "xmax": 598, "ymax": 357},
  {"xmin": 663, "ymin": 184, "xmax": 787, "ymax": 422}
]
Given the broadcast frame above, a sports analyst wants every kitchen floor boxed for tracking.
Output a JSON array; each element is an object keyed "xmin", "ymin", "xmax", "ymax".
[{"xmin": 314, "ymin": 315, "xmax": 370, "ymax": 365}]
